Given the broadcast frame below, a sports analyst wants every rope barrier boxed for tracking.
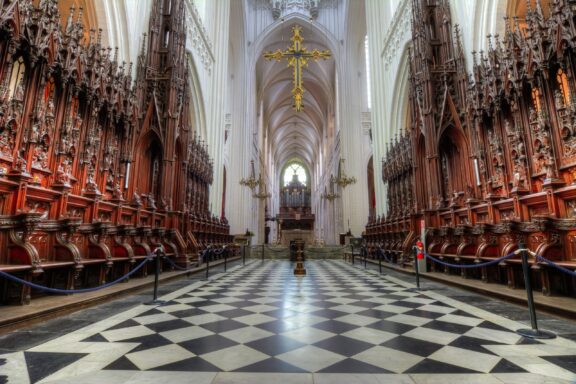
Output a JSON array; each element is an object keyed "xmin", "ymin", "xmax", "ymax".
[
  {"xmin": 0, "ymin": 256, "xmax": 153, "ymax": 294},
  {"xmin": 536, "ymin": 255, "xmax": 576, "ymax": 277},
  {"xmin": 424, "ymin": 251, "xmax": 517, "ymax": 269},
  {"xmin": 264, "ymin": 246, "xmax": 289, "ymax": 253},
  {"xmin": 163, "ymin": 254, "xmax": 198, "ymax": 271},
  {"xmin": 377, "ymin": 247, "xmax": 393, "ymax": 263},
  {"xmin": 212, "ymin": 247, "xmax": 226, "ymax": 255}
]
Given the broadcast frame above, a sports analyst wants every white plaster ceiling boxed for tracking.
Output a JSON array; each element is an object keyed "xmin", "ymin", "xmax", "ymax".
[{"xmin": 256, "ymin": 21, "xmax": 336, "ymax": 172}]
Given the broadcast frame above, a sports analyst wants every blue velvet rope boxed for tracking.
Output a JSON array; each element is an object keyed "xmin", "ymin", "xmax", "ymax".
[
  {"xmin": 163, "ymin": 251, "xmax": 210, "ymax": 271},
  {"xmin": 536, "ymin": 255, "xmax": 576, "ymax": 277},
  {"xmin": 376, "ymin": 247, "xmax": 393, "ymax": 263},
  {"xmin": 0, "ymin": 255, "xmax": 153, "ymax": 294},
  {"xmin": 425, "ymin": 251, "xmax": 517, "ymax": 269}
]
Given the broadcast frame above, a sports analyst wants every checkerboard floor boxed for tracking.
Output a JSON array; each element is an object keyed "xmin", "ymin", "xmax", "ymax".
[{"xmin": 1, "ymin": 260, "xmax": 576, "ymax": 383}]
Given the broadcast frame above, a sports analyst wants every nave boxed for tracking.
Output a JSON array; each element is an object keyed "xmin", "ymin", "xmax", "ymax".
[{"xmin": 0, "ymin": 260, "xmax": 575, "ymax": 384}]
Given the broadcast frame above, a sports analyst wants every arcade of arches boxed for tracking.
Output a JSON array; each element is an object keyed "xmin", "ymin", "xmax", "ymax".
[{"xmin": 0, "ymin": 0, "xmax": 575, "ymax": 383}]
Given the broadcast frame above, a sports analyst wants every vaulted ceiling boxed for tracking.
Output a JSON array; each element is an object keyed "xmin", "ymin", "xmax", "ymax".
[{"xmin": 256, "ymin": 21, "xmax": 336, "ymax": 175}]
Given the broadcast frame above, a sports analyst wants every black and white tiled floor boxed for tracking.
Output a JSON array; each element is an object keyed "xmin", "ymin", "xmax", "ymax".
[{"xmin": 1, "ymin": 260, "xmax": 576, "ymax": 383}]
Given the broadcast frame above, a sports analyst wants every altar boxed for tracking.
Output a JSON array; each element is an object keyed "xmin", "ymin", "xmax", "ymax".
[{"xmin": 280, "ymin": 229, "xmax": 314, "ymax": 246}]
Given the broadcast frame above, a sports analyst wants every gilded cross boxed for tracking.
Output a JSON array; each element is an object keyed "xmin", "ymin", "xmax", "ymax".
[{"xmin": 263, "ymin": 25, "xmax": 331, "ymax": 112}]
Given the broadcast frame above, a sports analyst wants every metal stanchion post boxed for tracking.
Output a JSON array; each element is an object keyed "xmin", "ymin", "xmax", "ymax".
[
  {"xmin": 262, "ymin": 244, "xmax": 265, "ymax": 261},
  {"xmin": 205, "ymin": 247, "xmax": 211, "ymax": 280},
  {"xmin": 408, "ymin": 246, "xmax": 422, "ymax": 292},
  {"xmin": 224, "ymin": 246, "xmax": 228, "ymax": 272},
  {"xmin": 364, "ymin": 247, "xmax": 367, "ymax": 269},
  {"xmin": 516, "ymin": 242, "xmax": 556, "ymax": 339},
  {"xmin": 378, "ymin": 248, "xmax": 382, "ymax": 274},
  {"xmin": 145, "ymin": 247, "xmax": 167, "ymax": 305},
  {"xmin": 351, "ymin": 245, "xmax": 355, "ymax": 265},
  {"xmin": 242, "ymin": 245, "xmax": 246, "ymax": 266}
]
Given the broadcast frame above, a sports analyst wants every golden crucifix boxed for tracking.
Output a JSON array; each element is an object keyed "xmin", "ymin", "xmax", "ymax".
[{"xmin": 264, "ymin": 25, "xmax": 331, "ymax": 112}]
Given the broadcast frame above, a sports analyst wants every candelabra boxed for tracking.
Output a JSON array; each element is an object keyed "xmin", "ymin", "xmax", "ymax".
[
  {"xmin": 254, "ymin": 175, "xmax": 271, "ymax": 200},
  {"xmin": 240, "ymin": 159, "xmax": 259, "ymax": 190},
  {"xmin": 335, "ymin": 158, "xmax": 356, "ymax": 188},
  {"xmin": 321, "ymin": 175, "xmax": 339, "ymax": 200}
]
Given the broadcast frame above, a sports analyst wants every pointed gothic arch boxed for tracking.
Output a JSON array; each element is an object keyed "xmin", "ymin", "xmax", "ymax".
[
  {"xmin": 133, "ymin": 130, "xmax": 163, "ymax": 201},
  {"xmin": 438, "ymin": 125, "xmax": 472, "ymax": 201}
]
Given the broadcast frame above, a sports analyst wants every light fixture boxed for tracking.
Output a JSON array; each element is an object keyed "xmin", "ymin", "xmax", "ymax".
[
  {"xmin": 321, "ymin": 174, "xmax": 339, "ymax": 200},
  {"xmin": 335, "ymin": 158, "xmax": 356, "ymax": 188},
  {"xmin": 254, "ymin": 174, "xmax": 271, "ymax": 200},
  {"xmin": 240, "ymin": 159, "xmax": 259, "ymax": 190}
]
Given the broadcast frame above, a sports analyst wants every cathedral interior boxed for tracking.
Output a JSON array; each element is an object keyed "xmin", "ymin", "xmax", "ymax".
[{"xmin": 0, "ymin": 0, "xmax": 575, "ymax": 383}]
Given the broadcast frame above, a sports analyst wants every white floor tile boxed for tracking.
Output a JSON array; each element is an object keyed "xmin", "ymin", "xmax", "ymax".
[
  {"xmin": 276, "ymin": 345, "xmax": 346, "ymax": 372},
  {"xmin": 126, "ymin": 344, "xmax": 195, "ymax": 370},
  {"xmin": 352, "ymin": 346, "xmax": 423, "ymax": 373}
]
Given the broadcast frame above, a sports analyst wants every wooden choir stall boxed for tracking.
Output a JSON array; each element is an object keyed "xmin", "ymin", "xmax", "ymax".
[
  {"xmin": 0, "ymin": 0, "xmax": 232, "ymax": 305},
  {"xmin": 365, "ymin": 0, "xmax": 576, "ymax": 298}
]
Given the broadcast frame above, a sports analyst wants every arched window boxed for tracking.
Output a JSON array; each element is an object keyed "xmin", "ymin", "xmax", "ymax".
[{"xmin": 283, "ymin": 163, "xmax": 307, "ymax": 186}]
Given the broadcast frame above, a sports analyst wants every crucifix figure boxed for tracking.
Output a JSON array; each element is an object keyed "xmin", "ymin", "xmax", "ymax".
[{"xmin": 263, "ymin": 25, "xmax": 331, "ymax": 112}]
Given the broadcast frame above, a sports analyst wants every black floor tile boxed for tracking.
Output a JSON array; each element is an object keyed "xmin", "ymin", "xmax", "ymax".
[
  {"xmin": 80, "ymin": 333, "xmax": 109, "ymax": 342},
  {"xmin": 179, "ymin": 334, "xmax": 237, "ymax": 355},
  {"xmin": 403, "ymin": 309, "xmax": 446, "ymax": 320},
  {"xmin": 423, "ymin": 320, "xmax": 473, "ymax": 335},
  {"xmin": 245, "ymin": 335, "xmax": 305, "ymax": 356},
  {"xmin": 542, "ymin": 355, "xmax": 576, "ymax": 373},
  {"xmin": 193, "ymin": 300, "xmax": 222, "ymax": 308},
  {"xmin": 356, "ymin": 309, "xmax": 395, "ymax": 319},
  {"xmin": 261, "ymin": 309, "xmax": 299, "ymax": 319},
  {"xmin": 216, "ymin": 308, "xmax": 254, "ymax": 318},
  {"xmin": 382, "ymin": 336, "xmax": 444, "ymax": 357},
  {"xmin": 448, "ymin": 336, "xmax": 502, "ymax": 356},
  {"xmin": 104, "ymin": 319, "xmax": 143, "ymax": 331},
  {"xmin": 199, "ymin": 319, "xmax": 247, "ymax": 333},
  {"xmin": 255, "ymin": 320, "xmax": 300, "ymax": 334},
  {"xmin": 343, "ymin": 294, "xmax": 373, "ymax": 300},
  {"xmin": 169, "ymin": 308, "xmax": 210, "ymax": 318},
  {"xmin": 475, "ymin": 320, "xmax": 512, "ymax": 333},
  {"xmin": 319, "ymin": 358, "xmax": 392, "ymax": 373},
  {"xmin": 0, "ymin": 331, "xmax": 58, "ymax": 351},
  {"xmin": 25, "ymin": 352, "xmax": 88, "ymax": 383},
  {"xmin": 405, "ymin": 358, "xmax": 480, "ymax": 374},
  {"xmin": 124, "ymin": 333, "xmax": 174, "ymax": 353},
  {"xmin": 103, "ymin": 356, "xmax": 140, "ymax": 371},
  {"xmin": 313, "ymin": 335, "xmax": 374, "ymax": 356},
  {"xmin": 490, "ymin": 358, "xmax": 528, "ymax": 373},
  {"xmin": 366, "ymin": 320, "xmax": 416, "ymax": 335},
  {"xmin": 145, "ymin": 319, "xmax": 195, "ymax": 333},
  {"xmin": 152, "ymin": 356, "xmax": 221, "ymax": 372},
  {"xmin": 348, "ymin": 301, "xmax": 382, "ymax": 309},
  {"xmin": 309, "ymin": 309, "xmax": 349, "ymax": 319},
  {"xmin": 390, "ymin": 300, "xmax": 423, "ymax": 308},
  {"xmin": 234, "ymin": 357, "xmax": 307, "ymax": 373},
  {"xmin": 312, "ymin": 320, "xmax": 358, "ymax": 334}
]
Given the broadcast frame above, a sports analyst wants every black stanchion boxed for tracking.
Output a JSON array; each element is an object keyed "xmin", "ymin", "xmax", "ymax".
[
  {"xmin": 351, "ymin": 245, "xmax": 355, "ymax": 265},
  {"xmin": 408, "ymin": 246, "xmax": 422, "ymax": 292},
  {"xmin": 242, "ymin": 245, "xmax": 246, "ymax": 266},
  {"xmin": 378, "ymin": 248, "xmax": 382, "ymax": 274},
  {"xmin": 516, "ymin": 243, "xmax": 556, "ymax": 339},
  {"xmin": 145, "ymin": 247, "xmax": 168, "ymax": 306},
  {"xmin": 262, "ymin": 244, "xmax": 265, "ymax": 261},
  {"xmin": 205, "ymin": 247, "xmax": 211, "ymax": 280},
  {"xmin": 364, "ymin": 247, "xmax": 367, "ymax": 269},
  {"xmin": 224, "ymin": 246, "xmax": 228, "ymax": 272}
]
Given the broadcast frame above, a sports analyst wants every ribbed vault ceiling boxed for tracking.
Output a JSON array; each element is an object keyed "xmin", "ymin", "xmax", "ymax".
[{"xmin": 257, "ymin": 22, "xmax": 335, "ymax": 175}]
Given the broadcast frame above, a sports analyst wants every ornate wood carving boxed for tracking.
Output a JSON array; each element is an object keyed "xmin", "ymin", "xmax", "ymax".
[
  {"xmin": 0, "ymin": 0, "xmax": 231, "ymax": 304},
  {"xmin": 366, "ymin": 0, "xmax": 576, "ymax": 297}
]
